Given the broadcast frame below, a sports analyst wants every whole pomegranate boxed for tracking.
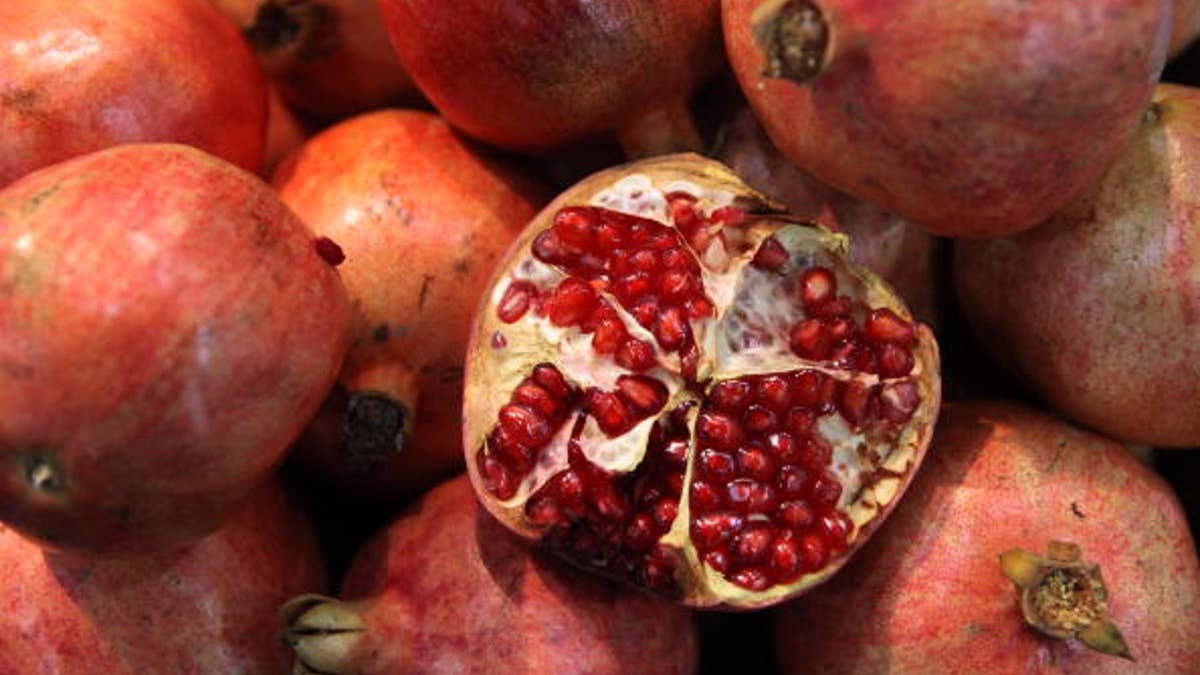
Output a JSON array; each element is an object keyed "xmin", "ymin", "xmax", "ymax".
[
  {"xmin": 721, "ymin": 0, "xmax": 1171, "ymax": 237},
  {"xmin": 376, "ymin": 0, "xmax": 722, "ymax": 156},
  {"xmin": 954, "ymin": 83, "xmax": 1200, "ymax": 447},
  {"xmin": 274, "ymin": 110, "xmax": 547, "ymax": 503},
  {"xmin": 209, "ymin": 0, "xmax": 422, "ymax": 121},
  {"xmin": 715, "ymin": 106, "xmax": 941, "ymax": 326},
  {"xmin": 264, "ymin": 85, "xmax": 307, "ymax": 175},
  {"xmin": 462, "ymin": 153, "xmax": 941, "ymax": 608},
  {"xmin": 0, "ymin": 478, "xmax": 326, "ymax": 674},
  {"xmin": 280, "ymin": 475, "xmax": 698, "ymax": 675},
  {"xmin": 1171, "ymin": 0, "xmax": 1200, "ymax": 56},
  {"xmin": 775, "ymin": 400, "xmax": 1200, "ymax": 673},
  {"xmin": 0, "ymin": 143, "xmax": 351, "ymax": 554},
  {"xmin": 0, "ymin": 0, "xmax": 268, "ymax": 186}
]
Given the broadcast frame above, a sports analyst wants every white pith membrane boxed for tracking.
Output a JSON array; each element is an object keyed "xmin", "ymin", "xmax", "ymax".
[{"xmin": 464, "ymin": 154, "xmax": 940, "ymax": 608}]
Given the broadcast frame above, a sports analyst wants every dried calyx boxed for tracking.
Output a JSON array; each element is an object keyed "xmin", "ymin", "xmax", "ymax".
[
  {"xmin": 1000, "ymin": 541, "xmax": 1133, "ymax": 660},
  {"xmin": 464, "ymin": 154, "xmax": 940, "ymax": 609}
]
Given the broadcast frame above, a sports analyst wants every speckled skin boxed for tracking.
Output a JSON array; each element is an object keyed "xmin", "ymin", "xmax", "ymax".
[
  {"xmin": 0, "ymin": 479, "xmax": 326, "ymax": 675},
  {"xmin": 775, "ymin": 401, "xmax": 1200, "ymax": 674},
  {"xmin": 0, "ymin": 0, "xmax": 267, "ymax": 187},
  {"xmin": 273, "ymin": 110, "xmax": 546, "ymax": 502},
  {"xmin": 211, "ymin": 0, "xmax": 422, "ymax": 121},
  {"xmin": 376, "ymin": 0, "xmax": 721, "ymax": 154},
  {"xmin": 715, "ymin": 106, "xmax": 941, "ymax": 327},
  {"xmin": 954, "ymin": 84, "xmax": 1200, "ymax": 447},
  {"xmin": 0, "ymin": 144, "xmax": 352, "ymax": 554},
  {"xmin": 722, "ymin": 0, "xmax": 1171, "ymax": 237},
  {"xmin": 326, "ymin": 475, "xmax": 699, "ymax": 674}
]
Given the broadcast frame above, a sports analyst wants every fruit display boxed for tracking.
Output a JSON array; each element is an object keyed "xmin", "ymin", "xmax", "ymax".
[{"xmin": 0, "ymin": 1, "xmax": 1198, "ymax": 673}]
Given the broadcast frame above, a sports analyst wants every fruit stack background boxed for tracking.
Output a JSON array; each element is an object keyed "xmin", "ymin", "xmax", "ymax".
[{"xmin": 0, "ymin": 0, "xmax": 1198, "ymax": 673}]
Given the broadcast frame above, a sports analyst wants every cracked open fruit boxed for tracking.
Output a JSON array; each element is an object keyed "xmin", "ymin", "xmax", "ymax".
[{"xmin": 462, "ymin": 153, "xmax": 940, "ymax": 609}]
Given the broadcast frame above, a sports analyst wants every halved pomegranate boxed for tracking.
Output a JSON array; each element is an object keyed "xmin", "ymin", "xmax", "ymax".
[{"xmin": 463, "ymin": 154, "xmax": 940, "ymax": 608}]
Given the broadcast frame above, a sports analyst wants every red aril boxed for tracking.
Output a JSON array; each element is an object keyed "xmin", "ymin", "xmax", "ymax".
[
  {"xmin": 775, "ymin": 401, "xmax": 1200, "ymax": 673},
  {"xmin": 721, "ymin": 0, "xmax": 1171, "ymax": 237},
  {"xmin": 463, "ymin": 154, "xmax": 940, "ymax": 608},
  {"xmin": 280, "ymin": 475, "xmax": 698, "ymax": 674},
  {"xmin": 715, "ymin": 106, "xmax": 940, "ymax": 326},
  {"xmin": 0, "ymin": 144, "xmax": 351, "ymax": 554},
  {"xmin": 210, "ymin": 0, "xmax": 422, "ymax": 121},
  {"xmin": 376, "ymin": 0, "xmax": 722, "ymax": 157},
  {"xmin": 954, "ymin": 84, "xmax": 1200, "ymax": 447},
  {"xmin": 273, "ymin": 110, "xmax": 547, "ymax": 503},
  {"xmin": 0, "ymin": 478, "xmax": 326, "ymax": 674},
  {"xmin": 0, "ymin": 0, "xmax": 267, "ymax": 186}
]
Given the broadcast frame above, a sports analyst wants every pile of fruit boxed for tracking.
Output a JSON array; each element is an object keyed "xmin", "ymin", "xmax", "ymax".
[{"xmin": 1, "ymin": 1, "xmax": 1198, "ymax": 673}]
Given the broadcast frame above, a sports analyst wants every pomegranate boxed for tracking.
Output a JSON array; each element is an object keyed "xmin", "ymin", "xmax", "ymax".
[
  {"xmin": 376, "ymin": 0, "xmax": 722, "ymax": 157},
  {"xmin": 209, "ymin": 0, "xmax": 422, "ymax": 121},
  {"xmin": 280, "ymin": 475, "xmax": 698, "ymax": 675},
  {"xmin": 715, "ymin": 106, "xmax": 941, "ymax": 326},
  {"xmin": 273, "ymin": 110, "xmax": 547, "ymax": 503},
  {"xmin": 775, "ymin": 400, "xmax": 1200, "ymax": 673},
  {"xmin": 0, "ymin": 0, "xmax": 267, "ymax": 186},
  {"xmin": 0, "ymin": 143, "xmax": 351, "ymax": 554},
  {"xmin": 1171, "ymin": 0, "xmax": 1200, "ymax": 57},
  {"xmin": 462, "ymin": 153, "xmax": 940, "ymax": 608},
  {"xmin": 0, "ymin": 478, "xmax": 326, "ymax": 674},
  {"xmin": 954, "ymin": 83, "xmax": 1200, "ymax": 448},
  {"xmin": 264, "ymin": 85, "xmax": 307, "ymax": 175},
  {"xmin": 721, "ymin": 0, "xmax": 1171, "ymax": 237}
]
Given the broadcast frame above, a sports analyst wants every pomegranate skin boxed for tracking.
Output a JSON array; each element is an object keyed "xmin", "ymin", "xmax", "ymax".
[
  {"xmin": 722, "ymin": 0, "xmax": 1170, "ymax": 237},
  {"xmin": 954, "ymin": 84, "xmax": 1200, "ymax": 447},
  {"xmin": 376, "ymin": 0, "xmax": 721, "ymax": 156},
  {"xmin": 273, "ymin": 110, "xmax": 546, "ymax": 503},
  {"xmin": 715, "ymin": 106, "xmax": 941, "ymax": 326},
  {"xmin": 0, "ymin": 0, "xmax": 268, "ymax": 186},
  {"xmin": 1171, "ymin": 0, "xmax": 1200, "ymax": 56},
  {"xmin": 775, "ymin": 401, "xmax": 1200, "ymax": 674},
  {"xmin": 281, "ymin": 475, "xmax": 699, "ymax": 675},
  {"xmin": 0, "ymin": 479, "xmax": 326, "ymax": 675},
  {"xmin": 0, "ymin": 144, "xmax": 352, "ymax": 554},
  {"xmin": 210, "ymin": 0, "xmax": 422, "ymax": 121}
]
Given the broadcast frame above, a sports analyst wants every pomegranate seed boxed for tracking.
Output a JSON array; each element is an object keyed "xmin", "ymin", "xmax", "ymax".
[
  {"xmin": 880, "ymin": 381, "xmax": 920, "ymax": 423},
  {"xmin": 731, "ymin": 525, "xmax": 773, "ymax": 565},
  {"xmin": 799, "ymin": 438, "xmax": 833, "ymax": 468},
  {"xmin": 545, "ymin": 277, "xmax": 598, "ymax": 327},
  {"xmin": 585, "ymin": 390, "xmax": 632, "ymax": 435},
  {"xmin": 654, "ymin": 307, "xmax": 689, "ymax": 350},
  {"xmin": 825, "ymin": 317, "xmax": 854, "ymax": 341},
  {"xmin": 799, "ymin": 266, "xmax": 837, "ymax": 308},
  {"xmin": 490, "ymin": 432, "xmax": 535, "ymax": 473},
  {"xmin": 755, "ymin": 375, "xmax": 792, "ymax": 411},
  {"xmin": 615, "ymin": 375, "xmax": 668, "ymax": 414},
  {"xmin": 685, "ymin": 296, "xmax": 714, "ymax": 318},
  {"xmin": 491, "ymin": 331, "xmax": 507, "ymax": 348},
  {"xmin": 697, "ymin": 411, "xmax": 744, "ymax": 451},
  {"xmin": 791, "ymin": 370, "xmax": 827, "ymax": 408},
  {"xmin": 785, "ymin": 407, "xmax": 815, "ymax": 435},
  {"xmin": 662, "ymin": 270, "xmax": 697, "ymax": 302},
  {"xmin": 811, "ymin": 476, "xmax": 843, "ymax": 508},
  {"xmin": 744, "ymin": 405, "xmax": 777, "ymax": 433},
  {"xmin": 703, "ymin": 548, "xmax": 731, "ymax": 573},
  {"xmin": 737, "ymin": 445, "xmax": 776, "ymax": 482},
  {"xmin": 818, "ymin": 512, "xmax": 852, "ymax": 550},
  {"xmin": 552, "ymin": 206, "xmax": 597, "ymax": 250},
  {"xmin": 531, "ymin": 229, "xmax": 566, "ymax": 263},
  {"xmin": 641, "ymin": 559, "xmax": 674, "ymax": 590},
  {"xmin": 699, "ymin": 449, "xmax": 736, "ymax": 481},
  {"xmin": 592, "ymin": 318, "xmax": 626, "ymax": 354},
  {"xmin": 526, "ymin": 495, "xmax": 562, "ymax": 526},
  {"xmin": 624, "ymin": 514, "xmax": 657, "ymax": 552},
  {"xmin": 727, "ymin": 479, "xmax": 777, "ymax": 514},
  {"xmin": 798, "ymin": 533, "xmax": 829, "ymax": 572},
  {"xmin": 777, "ymin": 466, "xmax": 812, "ymax": 498},
  {"xmin": 553, "ymin": 470, "xmax": 585, "ymax": 510},
  {"xmin": 660, "ymin": 440, "xmax": 688, "ymax": 467},
  {"xmin": 865, "ymin": 307, "xmax": 915, "ymax": 345},
  {"xmin": 631, "ymin": 299, "xmax": 659, "ymax": 326},
  {"xmin": 651, "ymin": 498, "xmax": 679, "ymax": 530},
  {"xmin": 766, "ymin": 432, "xmax": 800, "ymax": 464},
  {"xmin": 690, "ymin": 480, "xmax": 723, "ymax": 512},
  {"xmin": 629, "ymin": 248, "xmax": 659, "ymax": 272},
  {"xmin": 709, "ymin": 205, "xmax": 746, "ymax": 227},
  {"xmin": 709, "ymin": 379, "xmax": 752, "ymax": 413},
  {"xmin": 511, "ymin": 383, "xmax": 558, "ymax": 417},
  {"xmin": 498, "ymin": 405, "xmax": 552, "ymax": 446},
  {"xmin": 731, "ymin": 567, "xmax": 772, "ymax": 591},
  {"xmin": 660, "ymin": 246, "xmax": 689, "ymax": 269},
  {"xmin": 532, "ymin": 363, "xmax": 570, "ymax": 398},
  {"xmin": 770, "ymin": 535, "xmax": 802, "ymax": 579},
  {"xmin": 614, "ymin": 338, "xmax": 656, "ymax": 371},
  {"xmin": 789, "ymin": 318, "xmax": 833, "ymax": 360},
  {"xmin": 497, "ymin": 280, "xmax": 536, "ymax": 323},
  {"xmin": 593, "ymin": 484, "xmax": 629, "ymax": 522},
  {"xmin": 838, "ymin": 380, "xmax": 876, "ymax": 426},
  {"xmin": 478, "ymin": 454, "xmax": 516, "ymax": 500},
  {"xmin": 691, "ymin": 512, "xmax": 743, "ymax": 549},
  {"xmin": 617, "ymin": 272, "xmax": 653, "ymax": 301},
  {"xmin": 751, "ymin": 236, "xmax": 789, "ymax": 270},
  {"xmin": 876, "ymin": 342, "xmax": 915, "ymax": 378},
  {"xmin": 776, "ymin": 499, "xmax": 815, "ymax": 529}
]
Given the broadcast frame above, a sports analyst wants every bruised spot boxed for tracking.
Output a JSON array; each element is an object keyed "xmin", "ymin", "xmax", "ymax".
[
  {"xmin": 372, "ymin": 324, "xmax": 390, "ymax": 342},
  {"xmin": 2, "ymin": 87, "xmax": 42, "ymax": 118},
  {"xmin": 314, "ymin": 236, "xmax": 345, "ymax": 266},
  {"xmin": 417, "ymin": 274, "xmax": 433, "ymax": 309},
  {"xmin": 453, "ymin": 258, "xmax": 472, "ymax": 276}
]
